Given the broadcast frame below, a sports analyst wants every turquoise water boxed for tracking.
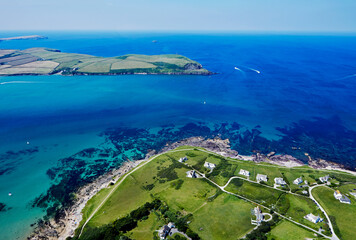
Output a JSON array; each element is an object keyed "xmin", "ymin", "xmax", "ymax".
[{"xmin": 0, "ymin": 32, "xmax": 356, "ymax": 239}]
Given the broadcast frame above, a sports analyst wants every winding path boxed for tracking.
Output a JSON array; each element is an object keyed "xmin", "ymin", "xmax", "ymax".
[{"xmin": 309, "ymin": 185, "xmax": 339, "ymax": 240}]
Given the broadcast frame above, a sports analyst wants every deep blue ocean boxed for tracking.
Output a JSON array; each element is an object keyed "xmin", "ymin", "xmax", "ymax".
[{"xmin": 0, "ymin": 32, "xmax": 355, "ymax": 239}]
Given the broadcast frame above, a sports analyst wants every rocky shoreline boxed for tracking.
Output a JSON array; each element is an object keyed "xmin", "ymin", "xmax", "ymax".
[
  {"xmin": 28, "ymin": 160, "xmax": 144, "ymax": 240},
  {"xmin": 28, "ymin": 136, "xmax": 356, "ymax": 240}
]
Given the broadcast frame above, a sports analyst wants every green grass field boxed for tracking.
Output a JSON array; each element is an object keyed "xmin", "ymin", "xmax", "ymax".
[
  {"xmin": 225, "ymin": 178, "xmax": 283, "ymax": 207},
  {"xmin": 267, "ymin": 220, "xmax": 319, "ymax": 240},
  {"xmin": 189, "ymin": 193, "xmax": 255, "ymax": 240},
  {"xmin": 312, "ymin": 186, "xmax": 356, "ymax": 240}
]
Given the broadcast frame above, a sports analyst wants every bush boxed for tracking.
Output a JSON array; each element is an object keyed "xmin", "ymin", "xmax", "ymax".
[
  {"xmin": 142, "ymin": 183, "xmax": 155, "ymax": 191},
  {"xmin": 171, "ymin": 179, "xmax": 184, "ymax": 190}
]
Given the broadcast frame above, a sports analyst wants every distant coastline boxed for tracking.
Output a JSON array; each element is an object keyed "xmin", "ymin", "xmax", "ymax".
[
  {"xmin": 0, "ymin": 35, "xmax": 47, "ymax": 41},
  {"xmin": 0, "ymin": 47, "xmax": 212, "ymax": 76}
]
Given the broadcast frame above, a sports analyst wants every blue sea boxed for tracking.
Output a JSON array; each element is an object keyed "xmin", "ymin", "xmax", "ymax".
[{"xmin": 0, "ymin": 32, "xmax": 355, "ymax": 239}]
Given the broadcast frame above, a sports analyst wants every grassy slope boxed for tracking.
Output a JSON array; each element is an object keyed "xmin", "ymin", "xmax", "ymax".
[
  {"xmin": 79, "ymin": 147, "xmax": 356, "ymax": 239},
  {"xmin": 82, "ymin": 149, "xmax": 256, "ymax": 239},
  {"xmin": 312, "ymin": 186, "xmax": 356, "ymax": 240}
]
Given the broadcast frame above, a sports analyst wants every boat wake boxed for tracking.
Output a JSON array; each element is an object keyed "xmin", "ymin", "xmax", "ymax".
[
  {"xmin": 234, "ymin": 66, "xmax": 261, "ymax": 74},
  {"xmin": 247, "ymin": 67, "xmax": 261, "ymax": 74},
  {"xmin": 234, "ymin": 66, "xmax": 243, "ymax": 72},
  {"xmin": 338, "ymin": 74, "xmax": 356, "ymax": 80}
]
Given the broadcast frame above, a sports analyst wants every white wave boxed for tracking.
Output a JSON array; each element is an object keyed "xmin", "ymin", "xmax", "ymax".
[{"xmin": 0, "ymin": 81, "xmax": 37, "ymax": 85}]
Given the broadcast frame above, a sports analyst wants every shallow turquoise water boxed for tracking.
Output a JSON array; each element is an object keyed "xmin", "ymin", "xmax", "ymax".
[{"xmin": 0, "ymin": 32, "xmax": 355, "ymax": 239}]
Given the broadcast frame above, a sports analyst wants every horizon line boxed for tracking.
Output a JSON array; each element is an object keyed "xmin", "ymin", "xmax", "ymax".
[{"xmin": 0, "ymin": 29, "xmax": 356, "ymax": 35}]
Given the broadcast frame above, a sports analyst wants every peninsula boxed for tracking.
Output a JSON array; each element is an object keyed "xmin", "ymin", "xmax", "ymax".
[
  {"xmin": 0, "ymin": 35, "xmax": 47, "ymax": 41},
  {"xmin": 0, "ymin": 48, "xmax": 211, "ymax": 76}
]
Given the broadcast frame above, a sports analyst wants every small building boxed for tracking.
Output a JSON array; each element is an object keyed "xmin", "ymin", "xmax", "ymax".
[
  {"xmin": 334, "ymin": 190, "xmax": 342, "ymax": 200},
  {"xmin": 304, "ymin": 213, "xmax": 321, "ymax": 224},
  {"xmin": 302, "ymin": 190, "xmax": 308, "ymax": 195},
  {"xmin": 251, "ymin": 206, "xmax": 264, "ymax": 226},
  {"xmin": 204, "ymin": 162, "xmax": 216, "ymax": 170},
  {"xmin": 256, "ymin": 174, "xmax": 268, "ymax": 182},
  {"xmin": 293, "ymin": 177, "xmax": 303, "ymax": 185},
  {"xmin": 178, "ymin": 156, "xmax": 188, "ymax": 163},
  {"xmin": 319, "ymin": 175, "xmax": 330, "ymax": 183},
  {"xmin": 158, "ymin": 225, "xmax": 171, "ymax": 239},
  {"xmin": 186, "ymin": 170, "xmax": 197, "ymax": 178},
  {"xmin": 274, "ymin": 177, "xmax": 287, "ymax": 186},
  {"xmin": 239, "ymin": 169, "xmax": 250, "ymax": 177},
  {"xmin": 340, "ymin": 195, "xmax": 351, "ymax": 204}
]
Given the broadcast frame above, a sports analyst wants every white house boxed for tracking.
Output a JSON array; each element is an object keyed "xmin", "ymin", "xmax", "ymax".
[
  {"xmin": 204, "ymin": 162, "xmax": 216, "ymax": 170},
  {"xmin": 178, "ymin": 156, "xmax": 188, "ymax": 163},
  {"xmin": 274, "ymin": 177, "xmax": 287, "ymax": 186},
  {"xmin": 251, "ymin": 206, "xmax": 264, "ymax": 226},
  {"xmin": 334, "ymin": 190, "xmax": 351, "ymax": 204},
  {"xmin": 256, "ymin": 174, "xmax": 268, "ymax": 182},
  {"xmin": 186, "ymin": 170, "xmax": 197, "ymax": 178},
  {"xmin": 304, "ymin": 213, "xmax": 321, "ymax": 224},
  {"xmin": 293, "ymin": 177, "xmax": 303, "ymax": 185},
  {"xmin": 334, "ymin": 190, "xmax": 342, "ymax": 200},
  {"xmin": 239, "ymin": 169, "xmax": 250, "ymax": 177},
  {"xmin": 319, "ymin": 175, "xmax": 330, "ymax": 183},
  {"xmin": 340, "ymin": 195, "xmax": 351, "ymax": 204}
]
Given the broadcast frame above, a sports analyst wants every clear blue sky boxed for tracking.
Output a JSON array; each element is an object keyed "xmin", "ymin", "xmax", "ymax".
[{"xmin": 1, "ymin": 0, "xmax": 356, "ymax": 32}]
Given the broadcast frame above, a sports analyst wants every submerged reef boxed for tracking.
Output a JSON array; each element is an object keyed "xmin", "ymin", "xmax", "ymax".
[
  {"xmin": 0, "ymin": 147, "xmax": 39, "ymax": 176},
  {"xmin": 32, "ymin": 117, "xmax": 356, "ymax": 221}
]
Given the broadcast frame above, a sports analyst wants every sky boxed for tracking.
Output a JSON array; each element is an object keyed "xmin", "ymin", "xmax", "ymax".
[{"xmin": 1, "ymin": 0, "xmax": 356, "ymax": 32}]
